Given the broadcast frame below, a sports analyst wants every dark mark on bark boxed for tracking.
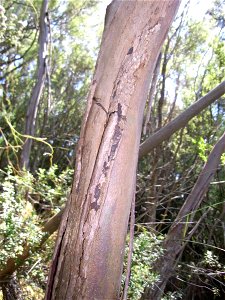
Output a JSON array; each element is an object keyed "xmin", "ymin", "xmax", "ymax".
[
  {"xmin": 118, "ymin": 103, "xmax": 122, "ymax": 120},
  {"xmin": 108, "ymin": 124, "xmax": 122, "ymax": 161},
  {"xmin": 93, "ymin": 97, "xmax": 108, "ymax": 115},
  {"xmin": 90, "ymin": 184, "xmax": 101, "ymax": 212},
  {"xmin": 90, "ymin": 201, "xmax": 100, "ymax": 211},
  {"xmin": 127, "ymin": 47, "xmax": 133, "ymax": 55},
  {"xmin": 103, "ymin": 161, "xmax": 110, "ymax": 175},
  {"xmin": 154, "ymin": 7, "xmax": 159, "ymax": 15},
  {"xmin": 113, "ymin": 90, "xmax": 116, "ymax": 98},
  {"xmin": 94, "ymin": 183, "xmax": 101, "ymax": 200}
]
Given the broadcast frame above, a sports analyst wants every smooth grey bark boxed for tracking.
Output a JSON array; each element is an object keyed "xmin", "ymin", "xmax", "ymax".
[
  {"xmin": 142, "ymin": 130, "xmax": 225, "ymax": 300},
  {"xmin": 20, "ymin": 0, "xmax": 49, "ymax": 170},
  {"xmin": 139, "ymin": 80, "xmax": 225, "ymax": 158}
]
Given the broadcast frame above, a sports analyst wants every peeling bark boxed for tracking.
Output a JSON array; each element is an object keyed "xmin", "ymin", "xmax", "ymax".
[
  {"xmin": 5, "ymin": 80, "xmax": 225, "ymax": 283},
  {"xmin": 45, "ymin": 1, "xmax": 180, "ymax": 299}
]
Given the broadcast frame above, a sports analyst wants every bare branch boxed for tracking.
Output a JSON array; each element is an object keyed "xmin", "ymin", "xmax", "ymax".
[{"xmin": 139, "ymin": 80, "xmax": 225, "ymax": 158}]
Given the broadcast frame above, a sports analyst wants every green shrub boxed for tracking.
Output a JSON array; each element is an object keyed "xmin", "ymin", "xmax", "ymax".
[{"xmin": 122, "ymin": 229, "xmax": 164, "ymax": 299}]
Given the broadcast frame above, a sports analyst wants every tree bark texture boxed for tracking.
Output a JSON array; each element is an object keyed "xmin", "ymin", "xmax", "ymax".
[
  {"xmin": 139, "ymin": 80, "xmax": 225, "ymax": 158},
  {"xmin": 142, "ymin": 130, "xmax": 225, "ymax": 300},
  {"xmin": 45, "ymin": 1, "xmax": 180, "ymax": 299},
  {"xmin": 20, "ymin": 0, "xmax": 49, "ymax": 170}
]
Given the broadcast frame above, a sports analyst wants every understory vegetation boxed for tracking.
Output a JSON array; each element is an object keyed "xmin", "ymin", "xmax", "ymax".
[{"xmin": 0, "ymin": 0, "xmax": 225, "ymax": 299}]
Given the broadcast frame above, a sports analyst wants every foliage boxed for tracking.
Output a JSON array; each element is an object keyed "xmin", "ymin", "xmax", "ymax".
[
  {"xmin": 0, "ymin": 168, "xmax": 42, "ymax": 267},
  {"xmin": 34, "ymin": 164, "xmax": 73, "ymax": 212},
  {"xmin": 162, "ymin": 291, "xmax": 183, "ymax": 300},
  {"xmin": 122, "ymin": 230, "xmax": 164, "ymax": 299},
  {"xmin": 138, "ymin": 0, "xmax": 225, "ymax": 298},
  {"xmin": 0, "ymin": 0, "xmax": 96, "ymax": 170},
  {"xmin": 0, "ymin": 0, "xmax": 225, "ymax": 298},
  {"xmin": 0, "ymin": 165, "xmax": 72, "ymax": 296},
  {"xmin": 20, "ymin": 234, "xmax": 57, "ymax": 300}
]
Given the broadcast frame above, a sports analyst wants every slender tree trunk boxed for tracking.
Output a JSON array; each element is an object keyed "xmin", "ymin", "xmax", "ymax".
[
  {"xmin": 157, "ymin": 39, "xmax": 170, "ymax": 129},
  {"xmin": 139, "ymin": 80, "xmax": 225, "ymax": 158},
  {"xmin": 45, "ymin": 1, "xmax": 180, "ymax": 299},
  {"xmin": 143, "ymin": 52, "xmax": 162, "ymax": 135},
  {"xmin": 20, "ymin": 0, "xmax": 49, "ymax": 170},
  {"xmin": 142, "ymin": 130, "xmax": 225, "ymax": 300}
]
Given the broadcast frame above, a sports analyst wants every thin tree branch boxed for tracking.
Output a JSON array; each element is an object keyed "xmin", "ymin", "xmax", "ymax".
[
  {"xmin": 142, "ymin": 130, "xmax": 225, "ymax": 299},
  {"xmin": 20, "ymin": 0, "xmax": 50, "ymax": 169},
  {"xmin": 139, "ymin": 80, "xmax": 225, "ymax": 158}
]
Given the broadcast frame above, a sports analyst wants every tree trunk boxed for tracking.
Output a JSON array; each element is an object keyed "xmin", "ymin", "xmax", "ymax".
[
  {"xmin": 14, "ymin": 80, "xmax": 225, "ymax": 242},
  {"xmin": 142, "ymin": 130, "xmax": 225, "ymax": 300},
  {"xmin": 45, "ymin": 1, "xmax": 180, "ymax": 299},
  {"xmin": 20, "ymin": 0, "xmax": 49, "ymax": 170}
]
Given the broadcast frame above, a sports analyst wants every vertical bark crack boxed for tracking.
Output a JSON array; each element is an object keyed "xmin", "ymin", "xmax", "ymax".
[{"xmin": 46, "ymin": 215, "xmax": 69, "ymax": 300}]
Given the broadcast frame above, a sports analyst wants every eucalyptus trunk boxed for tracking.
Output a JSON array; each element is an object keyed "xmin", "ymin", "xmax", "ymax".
[{"xmin": 45, "ymin": 1, "xmax": 180, "ymax": 299}]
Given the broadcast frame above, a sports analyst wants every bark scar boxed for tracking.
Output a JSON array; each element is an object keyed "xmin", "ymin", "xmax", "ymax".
[
  {"xmin": 90, "ymin": 184, "xmax": 101, "ymax": 211},
  {"xmin": 93, "ymin": 97, "xmax": 108, "ymax": 115},
  {"xmin": 90, "ymin": 201, "xmax": 100, "ymax": 212},
  {"xmin": 127, "ymin": 47, "xmax": 133, "ymax": 55}
]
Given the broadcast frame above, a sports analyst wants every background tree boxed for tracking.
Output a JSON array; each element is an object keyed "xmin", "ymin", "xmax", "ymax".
[
  {"xmin": 0, "ymin": 0, "xmax": 225, "ymax": 299},
  {"xmin": 0, "ymin": 0, "xmax": 96, "ymax": 298},
  {"xmin": 136, "ymin": 0, "xmax": 225, "ymax": 298},
  {"xmin": 20, "ymin": 0, "xmax": 50, "ymax": 170}
]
